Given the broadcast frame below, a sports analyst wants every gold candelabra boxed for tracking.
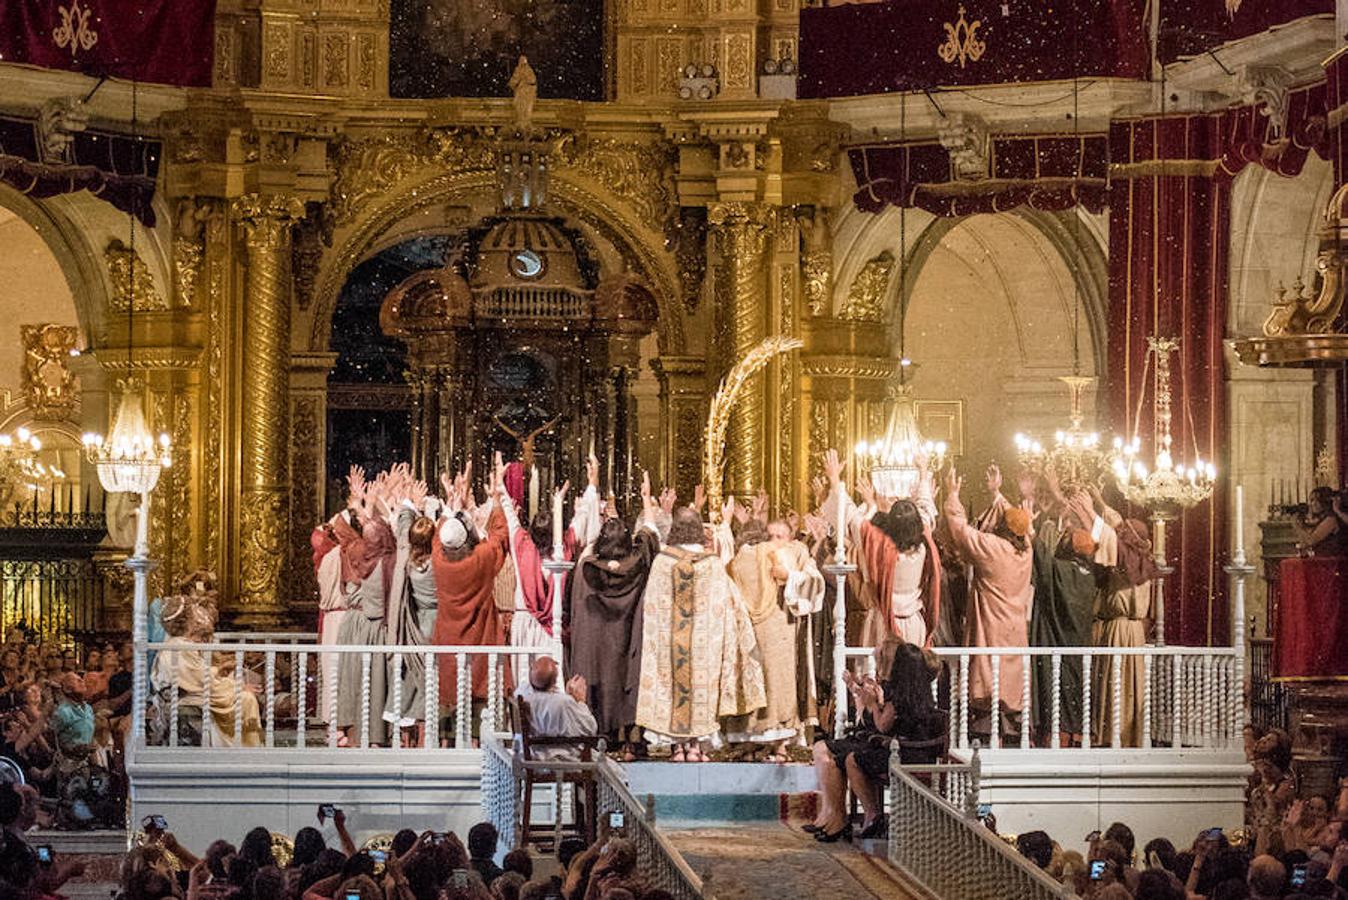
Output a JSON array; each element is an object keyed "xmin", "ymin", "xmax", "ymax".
[{"xmin": 1110, "ymin": 337, "xmax": 1216, "ymax": 518}]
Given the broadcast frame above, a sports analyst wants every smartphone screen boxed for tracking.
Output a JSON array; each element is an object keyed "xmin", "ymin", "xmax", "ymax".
[
  {"xmin": 1204, "ymin": 827, "xmax": 1223, "ymax": 841},
  {"xmin": 319, "ymin": 804, "xmax": 337, "ymax": 820},
  {"xmin": 976, "ymin": 803, "xmax": 992, "ymax": 819},
  {"xmin": 609, "ymin": 811, "xmax": 625, "ymax": 829},
  {"xmin": 369, "ymin": 850, "xmax": 386, "ymax": 864},
  {"xmin": 35, "ymin": 845, "xmax": 51, "ymax": 865},
  {"xmin": 1089, "ymin": 860, "xmax": 1107, "ymax": 880},
  {"xmin": 1291, "ymin": 864, "xmax": 1307, "ymax": 887}
]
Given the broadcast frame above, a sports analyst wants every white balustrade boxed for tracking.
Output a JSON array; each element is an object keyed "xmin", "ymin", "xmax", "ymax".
[
  {"xmin": 921, "ymin": 645, "xmax": 1243, "ymax": 752},
  {"xmin": 139, "ymin": 641, "xmax": 549, "ymax": 751}
]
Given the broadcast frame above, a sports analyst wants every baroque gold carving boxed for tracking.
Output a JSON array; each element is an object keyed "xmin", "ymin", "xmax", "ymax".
[
  {"xmin": 239, "ymin": 490, "xmax": 287, "ymax": 607},
  {"xmin": 709, "ymin": 202, "xmax": 771, "ymax": 494},
  {"xmin": 201, "ymin": 211, "xmax": 227, "ymax": 574},
  {"xmin": 264, "ymin": 24, "xmax": 290, "ymax": 81},
  {"xmin": 173, "ymin": 238, "xmax": 202, "ymax": 308},
  {"xmin": 105, "ymin": 239, "xmax": 166, "ymax": 312},
  {"xmin": 557, "ymin": 138, "xmax": 677, "ymax": 236},
  {"xmin": 233, "ymin": 194, "xmax": 303, "ymax": 611},
  {"xmin": 21, "ymin": 324, "xmax": 78, "ymax": 418},
  {"xmin": 150, "ymin": 392, "xmax": 193, "ymax": 594},
  {"xmin": 289, "ymin": 395, "xmax": 322, "ymax": 604},
  {"xmin": 1265, "ymin": 265, "xmax": 1343, "ymax": 336},
  {"xmin": 840, "ymin": 250, "xmax": 894, "ymax": 323},
  {"xmin": 357, "ymin": 33, "xmax": 377, "ymax": 90},
  {"xmin": 323, "ymin": 33, "xmax": 349, "ymax": 88},
  {"xmin": 330, "ymin": 135, "xmax": 427, "ymax": 226}
]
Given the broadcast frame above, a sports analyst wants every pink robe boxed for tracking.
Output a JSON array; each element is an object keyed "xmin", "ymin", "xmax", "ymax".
[{"xmin": 944, "ymin": 493, "xmax": 1033, "ymax": 711}]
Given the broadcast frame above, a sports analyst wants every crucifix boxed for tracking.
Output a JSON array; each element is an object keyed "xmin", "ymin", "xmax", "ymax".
[{"xmin": 492, "ymin": 414, "xmax": 561, "ymax": 519}]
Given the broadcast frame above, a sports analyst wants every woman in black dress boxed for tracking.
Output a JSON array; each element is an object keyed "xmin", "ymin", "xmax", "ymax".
[{"xmin": 806, "ymin": 642, "xmax": 943, "ymax": 842}]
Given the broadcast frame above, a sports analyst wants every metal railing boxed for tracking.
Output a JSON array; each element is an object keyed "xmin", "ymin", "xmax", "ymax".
[
  {"xmin": 141, "ymin": 640, "xmax": 549, "ymax": 751},
  {"xmin": 888, "ymin": 743, "xmax": 1075, "ymax": 899},
  {"xmin": 479, "ymin": 726, "xmax": 706, "ymax": 900}
]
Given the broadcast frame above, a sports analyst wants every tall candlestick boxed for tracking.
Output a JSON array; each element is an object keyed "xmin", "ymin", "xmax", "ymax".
[
  {"xmin": 835, "ymin": 481, "xmax": 847, "ymax": 564},
  {"xmin": 552, "ymin": 489, "xmax": 564, "ymax": 553},
  {"xmin": 1234, "ymin": 484, "xmax": 1244, "ymax": 556}
]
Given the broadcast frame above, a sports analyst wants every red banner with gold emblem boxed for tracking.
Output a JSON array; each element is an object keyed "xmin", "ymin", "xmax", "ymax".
[{"xmin": 0, "ymin": 0, "xmax": 216, "ymax": 87}]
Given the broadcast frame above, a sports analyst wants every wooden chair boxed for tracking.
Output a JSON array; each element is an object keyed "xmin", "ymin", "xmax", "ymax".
[{"xmin": 510, "ymin": 694, "xmax": 605, "ymax": 850}]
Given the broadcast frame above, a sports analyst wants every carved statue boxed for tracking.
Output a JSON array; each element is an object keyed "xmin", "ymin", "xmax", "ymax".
[
  {"xmin": 508, "ymin": 55, "xmax": 537, "ymax": 130},
  {"xmin": 492, "ymin": 413, "xmax": 560, "ymax": 472}
]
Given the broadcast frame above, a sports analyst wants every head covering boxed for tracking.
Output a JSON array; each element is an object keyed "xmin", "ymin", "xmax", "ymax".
[
  {"xmin": 332, "ymin": 514, "xmax": 394, "ymax": 586},
  {"xmin": 503, "ymin": 462, "xmax": 526, "ymax": 510},
  {"xmin": 1070, "ymin": 529, "xmax": 1097, "ymax": 559},
  {"xmin": 1003, "ymin": 507, "xmax": 1031, "ymax": 538},
  {"xmin": 1115, "ymin": 517, "xmax": 1158, "ymax": 587},
  {"xmin": 439, "ymin": 516, "xmax": 468, "ymax": 550}
]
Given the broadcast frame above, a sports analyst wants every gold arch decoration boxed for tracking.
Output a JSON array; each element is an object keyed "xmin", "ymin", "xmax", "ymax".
[
  {"xmin": 703, "ymin": 335, "xmax": 804, "ymax": 522},
  {"xmin": 309, "ymin": 150, "xmax": 684, "ymax": 353}
]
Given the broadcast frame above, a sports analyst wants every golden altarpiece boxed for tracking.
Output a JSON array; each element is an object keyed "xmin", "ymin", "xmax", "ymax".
[{"xmin": 78, "ymin": 0, "xmax": 901, "ymax": 624}]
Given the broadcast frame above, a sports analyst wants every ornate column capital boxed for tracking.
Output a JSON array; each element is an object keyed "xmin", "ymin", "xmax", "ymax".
[
  {"xmin": 232, "ymin": 193, "xmax": 305, "ymax": 251},
  {"xmin": 707, "ymin": 200, "xmax": 773, "ymax": 229}
]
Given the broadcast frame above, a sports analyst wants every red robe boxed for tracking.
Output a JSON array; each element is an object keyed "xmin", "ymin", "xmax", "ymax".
[
  {"xmin": 859, "ymin": 521, "xmax": 942, "ymax": 648},
  {"xmin": 431, "ymin": 506, "xmax": 512, "ymax": 703}
]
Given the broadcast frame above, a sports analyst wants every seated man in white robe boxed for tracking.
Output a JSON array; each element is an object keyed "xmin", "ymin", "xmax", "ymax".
[{"xmin": 516, "ymin": 656, "xmax": 597, "ymax": 762}]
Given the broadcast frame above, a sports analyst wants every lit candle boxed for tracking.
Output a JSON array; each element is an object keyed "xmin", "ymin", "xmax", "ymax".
[
  {"xmin": 552, "ymin": 489, "xmax": 564, "ymax": 552},
  {"xmin": 835, "ymin": 480, "xmax": 847, "ymax": 564},
  {"xmin": 1234, "ymin": 484, "xmax": 1244, "ymax": 554}
]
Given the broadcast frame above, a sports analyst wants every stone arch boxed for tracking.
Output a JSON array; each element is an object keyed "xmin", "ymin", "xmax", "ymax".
[
  {"xmin": 308, "ymin": 171, "xmax": 685, "ymax": 354},
  {"xmin": 0, "ymin": 184, "xmax": 115, "ymax": 345}
]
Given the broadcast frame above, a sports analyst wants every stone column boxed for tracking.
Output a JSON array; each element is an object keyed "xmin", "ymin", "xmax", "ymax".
[
  {"xmin": 708, "ymin": 202, "xmax": 770, "ymax": 496},
  {"xmin": 233, "ymin": 194, "xmax": 304, "ymax": 623}
]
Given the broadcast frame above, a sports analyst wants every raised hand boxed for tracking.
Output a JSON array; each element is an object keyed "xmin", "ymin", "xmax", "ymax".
[
  {"xmin": 810, "ymin": 475, "xmax": 827, "ymax": 506},
  {"xmin": 640, "ymin": 470, "xmax": 653, "ymax": 507},
  {"xmin": 408, "ymin": 479, "xmax": 428, "ymax": 510},
  {"xmin": 692, "ymin": 483, "xmax": 707, "ymax": 513},
  {"xmin": 586, "ymin": 453, "xmax": 599, "ymax": 489},
  {"xmin": 733, "ymin": 500, "xmax": 750, "ymax": 525},
  {"xmin": 440, "ymin": 471, "xmax": 454, "ymax": 502},
  {"xmin": 823, "ymin": 449, "xmax": 845, "ymax": 485},
  {"xmin": 555, "ymin": 480, "xmax": 571, "ymax": 502},
  {"xmin": 347, "ymin": 465, "xmax": 367, "ymax": 506},
  {"xmin": 803, "ymin": 512, "xmax": 827, "ymax": 544},
  {"xmin": 985, "ymin": 463, "xmax": 1002, "ymax": 496},
  {"xmin": 659, "ymin": 487, "xmax": 677, "ymax": 515},
  {"xmin": 751, "ymin": 489, "xmax": 770, "ymax": 522},
  {"xmin": 857, "ymin": 474, "xmax": 876, "ymax": 508},
  {"xmin": 721, "ymin": 494, "xmax": 737, "ymax": 526},
  {"xmin": 944, "ymin": 465, "xmax": 962, "ymax": 499}
]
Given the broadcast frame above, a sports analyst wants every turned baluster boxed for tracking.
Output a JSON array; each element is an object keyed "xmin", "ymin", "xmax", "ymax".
[
  {"xmin": 1081, "ymin": 653, "xmax": 1091, "ymax": 750},
  {"xmin": 1142, "ymin": 653, "xmax": 1152, "ymax": 749},
  {"xmin": 989, "ymin": 656, "xmax": 1001, "ymax": 750},
  {"xmin": 264, "ymin": 650, "xmax": 276, "ymax": 748},
  {"xmin": 390, "ymin": 651, "xmax": 403, "ymax": 750},
  {"xmin": 1204, "ymin": 653, "xmax": 1215, "ymax": 748},
  {"xmin": 234, "ymin": 649, "xmax": 244, "ymax": 745},
  {"xmin": 327, "ymin": 653, "xmax": 339, "ymax": 749},
  {"xmin": 168, "ymin": 651, "xmax": 180, "ymax": 748},
  {"xmin": 456, "ymin": 652, "xmax": 470, "ymax": 748},
  {"xmin": 1050, "ymin": 653, "xmax": 1062, "ymax": 749},
  {"xmin": 1111, "ymin": 654, "xmax": 1123, "ymax": 749},
  {"xmin": 1172, "ymin": 654, "xmax": 1183, "ymax": 747},
  {"xmin": 487, "ymin": 652, "xmax": 500, "ymax": 733},
  {"xmin": 297, "ymin": 651, "xmax": 308, "ymax": 749},
  {"xmin": 359, "ymin": 651, "xmax": 372, "ymax": 749},
  {"xmin": 1020, "ymin": 653, "xmax": 1031, "ymax": 749},
  {"xmin": 958, "ymin": 654, "xmax": 970, "ymax": 750},
  {"xmin": 424, "ymin": 651, "xmax": 439, "ymax": 748}
]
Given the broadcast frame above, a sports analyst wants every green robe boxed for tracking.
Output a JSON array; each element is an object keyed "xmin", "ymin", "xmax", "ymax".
[{"xmin": 1030, "ymin": 517, "xmax": 1098, "ymax": 736}]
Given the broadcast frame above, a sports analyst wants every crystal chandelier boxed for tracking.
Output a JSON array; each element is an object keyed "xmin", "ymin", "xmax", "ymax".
[
  {"xmin": 856, "ymin": 378, "xmax": 947, "ymax": 498},
  {"xmin": 1110, "ymin": 337, "xmax": 1215, "ymax": 517},
  {"xmin": 0, "ymin": 427, "xmax": 60, "ymax": 508},
  {"xmin": 1013, "ymin": 375, "xmax": 1107, "ymax": 487},
  {"xmin": 82, "ymin": 379, "xmax": 171, "ymax": 496}
]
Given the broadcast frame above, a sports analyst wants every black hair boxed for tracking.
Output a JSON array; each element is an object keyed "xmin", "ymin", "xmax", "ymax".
[
  {"xmin": 468, "ymin": 821, "xmax": 499, "ymax": 859},
  {"xmin": 239, "ymin": 826, "xmax": 276, "ymax": 869},
  {"xmin": 874, "ymin": 500, "xmax": 924, "ymax": 553},
  {"xmin": 1104, "ymin": 821, "xmax": 1135, "ymax": 859},
  {"xmin": 341, "ymin": 851, "xmax": 377, "ymax": 882},
  {"xmin": 1134, "ymin": 869, "xmax": 1186, "ymax": 900},
  {"xmin": 0, "ymin": 785, "xmax": 19, "ymax": 827},
  {"xmin": 1143, "ymin": 837, "xmax": 1176, "ymax": 872},
  {"xmin": 885, "ymin": 643, "xmax": 937, "ymax": 737},
  {"xmin": 557, "ymin": 837, "xmax": 587, "ymax": 870},
  {"xmin": 594, "ymin": 517, "xmax": 634, "ymax": 561},
  {"xmin": 391, "ymin": 828, "xmax": 418, "ymax": 859},
  {"xmin": 1015, "ymin": 830, "xmax": 1053, "ymax": 869},
  {"xmin": 292, "ymin": 826, "xmax": 326, "ymax": 868}
]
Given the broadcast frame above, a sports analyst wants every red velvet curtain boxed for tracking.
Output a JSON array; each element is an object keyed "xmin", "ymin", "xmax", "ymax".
[
  {"xmin": 1106, "ymin": 161, "xmax": 1231, "ymax": 646},
  {"xmin": 1106, "ymin": 96, "xmax": 1328, "ymax": 645}
]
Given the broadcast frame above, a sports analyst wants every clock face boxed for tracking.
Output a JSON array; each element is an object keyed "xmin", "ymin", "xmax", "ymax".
[{"xmin": 509, "ymin": 249, "xmax": 545, "ymax": 280}]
